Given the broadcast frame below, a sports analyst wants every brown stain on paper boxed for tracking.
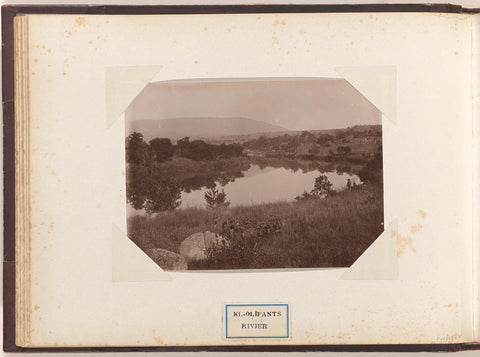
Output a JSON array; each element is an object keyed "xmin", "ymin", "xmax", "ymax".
[
  {"xmin": 152, "ymin": 328, "xmax": 164, "ymax": 344},
  {"xmin": 65, "ymin": 17, "xmax": 87, "ymax": 39},
  {"xmin": 410, "ymin": 224, "xmax": 423, "ymax": 234},
  {"xmin": 75, "ymin": 17, "xmax": 86, "ymax": 27},
  {"xmin": 272, "ymin": 32, "xmax": 279, "ymax": 46},
  {"xmin": 32, "ymin": 44, "xmax": 52, "ymax": 58},
  {"xmin": 417, "ymin": 209, "xmax": 427, "ymax": 218},
  {"xmin": 391, "ymin": 231, "xmax": 415, "ymax": 256},
  {"xmin": 393, "ymin": 209, "xmax": 429, "ymax": 255}
]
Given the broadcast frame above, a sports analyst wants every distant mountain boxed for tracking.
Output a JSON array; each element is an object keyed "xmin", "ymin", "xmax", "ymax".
[{"xmin": 126, "ymin": 117, "xmax": 288, "ymax": 142}]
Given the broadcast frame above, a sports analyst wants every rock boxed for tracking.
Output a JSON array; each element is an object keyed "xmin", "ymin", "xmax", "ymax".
[
  {"xmin": 145, "ymin": 248, "xmax": 187, "ymax": 271},
  {"xmin": 179, "ymin": 231, "xmax": 229, "ymax": 262}
]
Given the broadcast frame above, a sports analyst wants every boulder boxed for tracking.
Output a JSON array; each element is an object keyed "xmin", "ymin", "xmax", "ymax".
[
  {"xmin": 179, "ymin": 231, "xmax": 229, "ymax": 262},
  {"xmin": 145, "ymin": 248, "xmax": 188, "ymax": 271}
]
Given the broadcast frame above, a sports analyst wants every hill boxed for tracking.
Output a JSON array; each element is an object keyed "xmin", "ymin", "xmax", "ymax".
[{"xmin": 126, "ymin": 117, "xmax": 287, "ymax": 142}]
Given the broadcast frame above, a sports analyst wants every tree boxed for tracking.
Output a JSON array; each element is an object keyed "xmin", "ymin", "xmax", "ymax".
[
  {"xmin": 149, "ymin": 138, "xmax": 174, "ymax": 162},
  {"xmin": 255, "ymin": 136, "xmax": 269, "ymax": 148},
  {"xmin": 188, "ymin": 140, "xmax": 214, "ymax": 160},
  {"xmin": 295, "ymin": 174, "xmax": 333, "ymax": 201},
  {"xmin": 313, "ymin": 174, "xmax": 333, "ymax": 196},
  {"xmin": 126, "ymin": 132, "xmax": 149, "ymax": 165},
  {"xmin": 337, "ymin": 145, "xmax": 352, "ymax": 155},
  {"xmin": 335, "ymin": 130, "xmax": 348, "ymax": 140},
  {"xmin": 299, "ymin": 131, "xmax": 315, "ymax": 143},
  {"xmin": 316, "ymin": 134, "xmax": 334, "ymax": 146},
  {"xmin": 176, "ymin": 136, "xmax": 191, "ymax": 157},
  {"xmin": 175, "ymin": 136, "xmax": 244, "ymax": 161},
  {"xmin": 358, "ymin": 153, "xmax": 383, "ymax": 184},
  {"xmin": 204, "ymin": 187, "xmax": 230, "ymax": 209}
]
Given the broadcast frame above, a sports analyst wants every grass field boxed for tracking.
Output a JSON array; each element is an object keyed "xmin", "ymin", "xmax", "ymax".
[{"xmin": 127, "ymin": 181, "xmax": 383, "ymax": 269}]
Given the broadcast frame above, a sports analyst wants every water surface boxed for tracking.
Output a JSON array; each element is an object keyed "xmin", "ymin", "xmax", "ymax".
[{"xmin": 127, "ymin": 164, "xmax": 360, "ymax": 217}]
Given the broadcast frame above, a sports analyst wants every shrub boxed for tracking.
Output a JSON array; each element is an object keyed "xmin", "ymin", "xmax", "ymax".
[
  {"xmin": 192, "ymin": 215, "xmax": 282, "ymax": 269},
  {"xmin": 204, "ymin": 187, "xmax": 230, "ymax": 209},
  {"xmin": 295, "ymin": 190, "xmax": 316, "ymax": 201}
]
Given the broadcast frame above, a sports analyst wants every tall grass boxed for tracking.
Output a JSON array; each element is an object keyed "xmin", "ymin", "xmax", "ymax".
[{"xmin": 127, "ymin": 182, "xmax": 383, "ymax": 269}]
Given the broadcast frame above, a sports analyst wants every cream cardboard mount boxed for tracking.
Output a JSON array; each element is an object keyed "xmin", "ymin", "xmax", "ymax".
[{"xmin": 107, "ymin": 65, "xmax": 397, "ymax": 282}]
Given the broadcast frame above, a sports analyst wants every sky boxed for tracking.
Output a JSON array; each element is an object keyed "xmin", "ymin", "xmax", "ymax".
[{"xmin": 125, "ymin": 78, "xmax": 381, "ymax": 131}]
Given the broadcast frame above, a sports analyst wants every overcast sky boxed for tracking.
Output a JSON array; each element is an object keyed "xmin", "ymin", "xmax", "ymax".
[{"xmin": 125, "ymin": 78, "xmax": 381, "ymax": 131}]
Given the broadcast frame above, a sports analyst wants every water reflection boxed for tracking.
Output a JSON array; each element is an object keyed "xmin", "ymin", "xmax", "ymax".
[
  {"xmin": 127, "ymin": 163, "xmax": 360, "ymax": 216},
  {"xmin": 180, "ymin": 165, "xmax": 359, "ymax": 209}
]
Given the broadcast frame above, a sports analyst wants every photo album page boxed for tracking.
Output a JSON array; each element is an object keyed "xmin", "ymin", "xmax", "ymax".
[{"xmin": 11, "ymin": 10, "xmax": 480, "ymax": 347}]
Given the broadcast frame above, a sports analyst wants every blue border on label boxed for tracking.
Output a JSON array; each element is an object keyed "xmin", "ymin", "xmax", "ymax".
[{"xmin": 225, "ymin": 304, "xmax": 289, "ymax": 339}]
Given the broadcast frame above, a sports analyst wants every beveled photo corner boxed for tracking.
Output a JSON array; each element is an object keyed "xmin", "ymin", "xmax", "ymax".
[{"xmin": 124, "ymin": 78, "xmax": 384, "ymax": 271}]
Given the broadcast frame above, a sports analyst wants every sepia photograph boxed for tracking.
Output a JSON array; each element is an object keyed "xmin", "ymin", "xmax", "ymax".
[{"xmin": 125, "ymin": 78, "xmax": 383, "ymax": 271}]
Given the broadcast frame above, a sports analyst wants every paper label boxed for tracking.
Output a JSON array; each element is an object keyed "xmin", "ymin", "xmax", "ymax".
[{"xmin": 224, "ymin": 304, "xmax": 290, "ymax": 339}]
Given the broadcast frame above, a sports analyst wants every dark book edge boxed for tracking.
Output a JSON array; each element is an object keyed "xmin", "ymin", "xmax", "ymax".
[{"xmin": 3, "ymin": 4, "xmax": 16, "ymax": 353}]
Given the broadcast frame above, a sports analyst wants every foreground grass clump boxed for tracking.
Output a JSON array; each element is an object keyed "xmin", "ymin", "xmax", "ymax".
[{"xmin": 127, "ymin": 183, "xmax": 383, "ymax": 269}]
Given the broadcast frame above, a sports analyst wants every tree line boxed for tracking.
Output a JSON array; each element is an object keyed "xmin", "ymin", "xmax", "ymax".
[
  {"xmin": 126, "ymin": 132, "xmax": 245, "ymax": 165},
  {"xmin": 243, "ymin": 126, "xmax": 381, "ymax": 152}
]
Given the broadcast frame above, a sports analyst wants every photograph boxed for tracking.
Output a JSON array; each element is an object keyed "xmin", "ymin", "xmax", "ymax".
[{"xmin": 125, "ymin": 78, "xmax": 384, "ymax": 270}]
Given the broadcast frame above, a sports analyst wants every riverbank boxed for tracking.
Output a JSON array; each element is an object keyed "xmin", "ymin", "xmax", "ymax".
[
  {"xmin": 126, "ymin": 155, "xmax": 364, "ymax": 213},
  {"xmin": 127, "ymin": 181, "xmax": 383, "ymax": 269}
]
